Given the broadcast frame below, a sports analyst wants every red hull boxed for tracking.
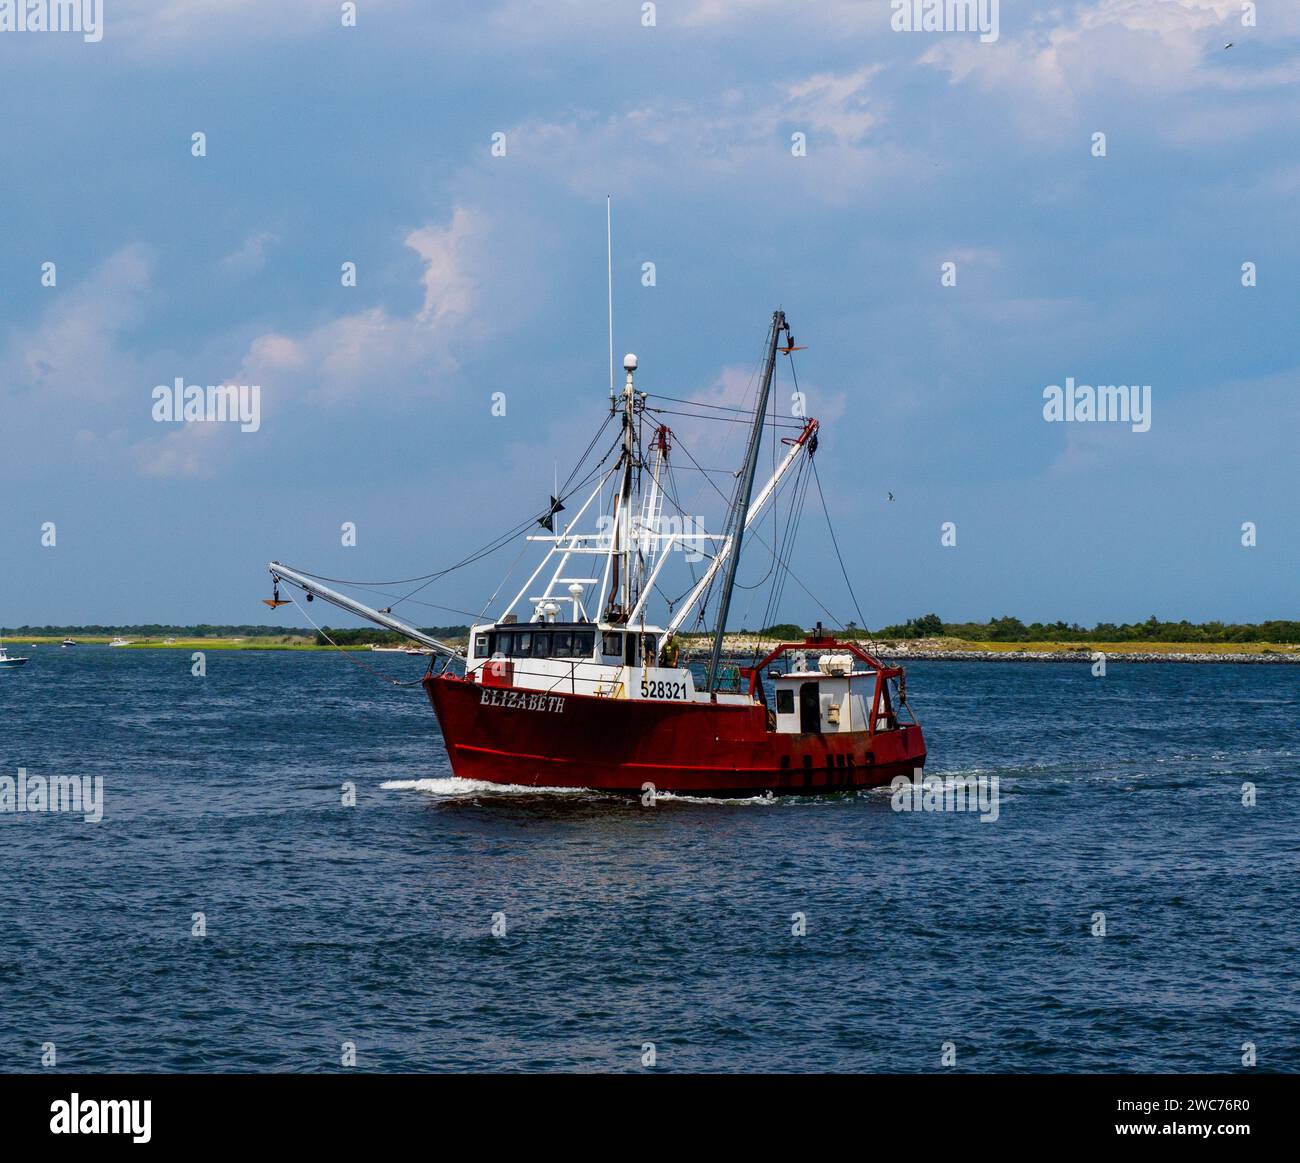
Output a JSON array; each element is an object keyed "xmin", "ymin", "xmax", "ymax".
[{"xmin": 422, "ymin": 674, "xmax": 926, "ymax": 797}]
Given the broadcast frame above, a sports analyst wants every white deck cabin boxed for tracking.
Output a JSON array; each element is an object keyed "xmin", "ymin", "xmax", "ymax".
[
  {"xmin": 465, "ymin": 617, "xmax": 752, "ymax": 705},
  {"xmin": 770, "ymin": 652, "xmax": 888, "ymax": 735}
]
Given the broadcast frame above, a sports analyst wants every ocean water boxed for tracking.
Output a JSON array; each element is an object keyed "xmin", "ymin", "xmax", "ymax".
[{"xmin": 1, "ymin": 647, "xmax": 1296, "ymax": 1073}]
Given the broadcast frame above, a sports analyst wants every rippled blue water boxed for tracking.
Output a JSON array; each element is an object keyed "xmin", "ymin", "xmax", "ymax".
[{"xmin": 1, "ymin": 647, "xmax": 1296, "ymax": 1072}]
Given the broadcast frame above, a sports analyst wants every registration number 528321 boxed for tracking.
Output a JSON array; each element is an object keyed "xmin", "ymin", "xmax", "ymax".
[{"xmin": 640, "ymin": 677, "xmax": 688, "ymax": 700}]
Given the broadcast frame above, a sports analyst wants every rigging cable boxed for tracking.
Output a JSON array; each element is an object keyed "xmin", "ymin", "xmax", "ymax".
[
  {"xmin": 734, "ymin": 355, "xmax": 786, "ymax": 594},
  {"xmin": 286, "ymin": 412, "xmax": 617, "ymax": 590},
  {"xmin": 758, "ymin": 452, "xmax": 812, "ymax": 631},
  {"xmin": 385, "ymin": 418, "xmax": 625, "ymax": 610},
  {"xmin": 284, "ymin": 416, "xmax": 624, "ymax": 628},
  {"xmin": 282, "ymin": 589, "xmax": 435, "ymax": 686},
  {"xmin": 643, "ymin": 405, "xmax": 802, "ymax": 430},
  {"xmin": 810, "ymin": 456, "xmax": 869, "ymax": 633}
]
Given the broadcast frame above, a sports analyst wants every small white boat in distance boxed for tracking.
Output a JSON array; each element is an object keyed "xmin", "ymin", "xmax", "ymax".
[
  {"xmin": 109, "ymin": 637, "xmax": 131, "ymax": 647},
  {"xmin": 0, "ymin": 636, "xmax": 30, "ymax": 668},
  {"xmin": 61, "ymin": 638, "xmax": 77, "ymax": 648}
]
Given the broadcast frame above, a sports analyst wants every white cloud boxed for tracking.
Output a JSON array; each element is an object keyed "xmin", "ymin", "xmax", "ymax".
[
  {"xmin": 219, "ymin": 230, "xmax": 279, "ymax": 277},
  {"xmin": 479, "ymin": 0, "xmax": 884, "ymax": 42},
  {"xmin": 5, "ymin": 243, "xmax": 153, "ymax": 408},
  {"xmin": 109, "ymin": 0, "xmax": 413, "ymax": 54},
  {"xmin": 918, "ymin": 0, "xmax": 1300, "ymax": 139},
  {"xmin": 0, "ymin": 208, "xmax": 493, "ymax": 481},
  {"xmin": 679, "ymin": 0, "xmax": 883, "ymax": 30},
  {"xmin": 132, "ymin": 206, "xmax": 489, "ymax": 477},
  {"xmin": 229, "ymin": 206, "xmax": 484, "ymax": 406},
  {"xmin": 406, "ymin": 208, "xmax": 479, "ymax": 325},
  {"xmin": 944, "ymin": 246, "xmax": 1001, "ymax": 269},
  {"xmin": 491, "ymin": 65, "xmax": 909, "ymax": 206},
  {"xmin": 784, "ymin": 66, "xmax": 884, "ymax": 143},
  {"xmin": 134, "ymin": 415, "xmax": 228, "ymax": 480}
]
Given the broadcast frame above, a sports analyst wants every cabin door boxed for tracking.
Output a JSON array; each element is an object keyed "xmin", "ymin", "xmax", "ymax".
[{"xmin": 799, "ymin": 682, "xmax": 821, "ymax": 734}]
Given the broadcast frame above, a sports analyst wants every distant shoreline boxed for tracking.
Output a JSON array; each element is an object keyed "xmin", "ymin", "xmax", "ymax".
[
  {"xmin": 710, "ymin": 637, "xmax": 1300, "ymax": 665},
  {"xmin": 14, "ymin": 635, "xmax": 1299, "ymax": 663},
  {"xmin": 873, "ymin": 648, "xmax": 1300, "ymax": 664},
  {"xmin": 13, "ymin": 636, "xmax": 380, "ymax": 652}
]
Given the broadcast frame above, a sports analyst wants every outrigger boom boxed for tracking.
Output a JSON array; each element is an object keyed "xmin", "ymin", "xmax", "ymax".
[{"xmin": 267, "ymin": 561, "xmax": 463, "ymax": 659}]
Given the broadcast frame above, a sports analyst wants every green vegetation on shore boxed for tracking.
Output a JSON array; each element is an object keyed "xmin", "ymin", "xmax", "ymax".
[
  {"xmin": 21, "ymin": 635, "xmax": 330, "ymax": 650},
  {"xmin": 7, "ymin": 625, "xmax": 469, "ymax": 651},
  {"xmin": 761, "ymin": 615, "xmax": 1300, "ymax": 645},
  {"xmin": 9, "ymin": 617, "xmax": 1298, "ymax": 655},
  {"xmin": 928, "ymin": 640, "xmax": 1298, "ymax": 656},
  {"xmin": 6, "ymin": 623, "xmax": 468, "ymax": 640}
]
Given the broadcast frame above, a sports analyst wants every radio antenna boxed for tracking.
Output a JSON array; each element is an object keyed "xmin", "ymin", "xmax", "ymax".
[{"xmin": 606, "ymin": 194, "xmax": 615, "ymax": 402}]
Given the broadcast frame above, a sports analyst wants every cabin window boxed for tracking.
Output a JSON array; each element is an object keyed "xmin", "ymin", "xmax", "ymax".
[
  {"xmin": 494, "ymin": 626, "xmax": 594, "ymax": 659},
  {"xmin": 474, "ymin": 634, "xmax": 489, "ymax": 656},
  {"xmin": 602, "ymin": 631, "xmax": 622, "ymax": 658},
  {"xmin": 776, "ymin": 689, "xmax": 794, "ymax": 715}
]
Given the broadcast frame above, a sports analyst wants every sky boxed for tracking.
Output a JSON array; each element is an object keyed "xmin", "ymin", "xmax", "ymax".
[{"xmin": 1, "ymin": 0, "xmax": 1297, "ymax": 631}]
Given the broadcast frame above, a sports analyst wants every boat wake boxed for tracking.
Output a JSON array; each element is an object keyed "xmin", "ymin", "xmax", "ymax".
[
  {"xmin": 382, "ymin": 777, "xmax": 863, "ymax": 807},
  {"xmin": 654, "ymin": 791, "xmax": 779, "ymax": 807},
  {"xmin": 381, "ymin": 777, "xmax": 595, "ymax": 798}
]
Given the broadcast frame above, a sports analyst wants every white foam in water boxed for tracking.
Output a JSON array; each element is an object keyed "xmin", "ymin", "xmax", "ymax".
[
  {"xmin": 655, "ymin": 791, "xmax": 779, "ymax": 807},
  {"xmin": 382, "ymin": 778, "xmax": 783, "ymax": 805},
  {"xmin": 381, "ymin": 777, "xmax": 593, "ymax": 797}
]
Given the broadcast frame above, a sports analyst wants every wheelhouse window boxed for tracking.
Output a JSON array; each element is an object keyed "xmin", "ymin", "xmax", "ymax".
[
  {"xmin": 602, "ymin": 631, "xmax": 622, "ymax": 658},
  {"xmin": 488, "ymin": 625, "xmax": 599, "ymax": 659},
  {"xmin": 776, "ymin": 689, "xmax": 794, "ymax": 715}
]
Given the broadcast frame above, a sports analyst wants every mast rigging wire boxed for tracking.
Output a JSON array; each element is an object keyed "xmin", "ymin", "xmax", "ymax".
[
  {"xmin": 811, "ymin": 457, "xmax": 870, "ymax": 633},
  {"xmin": 286, "ymin": 414, "xmax": 619, "ymax": 601},
  {"xmin": 282, "ymin": 352, "xmax": 863, "ymax": 642},
  {"xmin": 283, "ymin": 589, "xmax": 432, "ymax": 686}
]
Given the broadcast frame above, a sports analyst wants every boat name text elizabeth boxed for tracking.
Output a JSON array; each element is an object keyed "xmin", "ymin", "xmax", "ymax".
[{"xmin": 478, "ymin": 688, "xmax": 566, "ymax": 713}]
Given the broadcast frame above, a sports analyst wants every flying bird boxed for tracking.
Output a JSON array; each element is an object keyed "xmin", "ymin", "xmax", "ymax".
[{"xmin": 887, "ymin": 492, "xmax": 895, "ymax": 502}]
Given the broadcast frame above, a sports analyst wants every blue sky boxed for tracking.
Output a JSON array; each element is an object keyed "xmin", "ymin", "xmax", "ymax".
[{"xmin": 2, "ymin": 0, "xmax": 1297, "ymax": 630}]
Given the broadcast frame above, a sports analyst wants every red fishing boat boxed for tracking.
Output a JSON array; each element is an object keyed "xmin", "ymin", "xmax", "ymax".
[{"xmin": 268, "ymin": 309, "xmax": 926, "ymax": 796}]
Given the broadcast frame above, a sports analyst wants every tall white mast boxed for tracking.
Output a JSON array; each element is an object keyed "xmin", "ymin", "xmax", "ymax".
[
  {"xmin": 605, "ymin": 353, "xmax": 639, "ymax": 621},
  {"xmin": 607, "ymin": 195, "xmax": 615, "ymax": 402}
]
